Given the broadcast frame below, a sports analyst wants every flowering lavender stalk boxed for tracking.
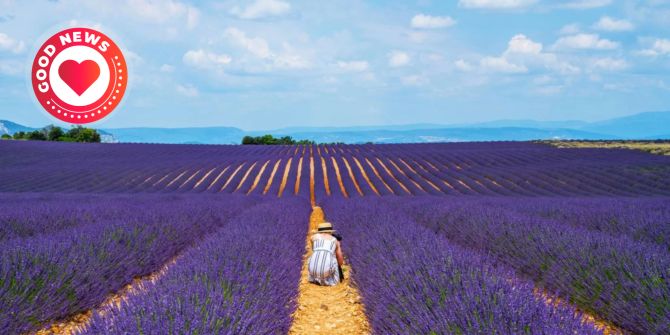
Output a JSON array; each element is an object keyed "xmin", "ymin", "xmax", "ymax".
[
  {"xmin": 323, "ymin": 197, "xmax": 601, "ymax": 335},
  {"xmin": 83, "ymin": 198, "xmax": 309, "ymax": 335},
  {"xmin": 0, "ymin": 194, "xmax": 257, "ymax": 334}
]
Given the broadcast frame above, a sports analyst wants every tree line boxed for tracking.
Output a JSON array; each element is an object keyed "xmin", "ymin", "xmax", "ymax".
[
  {"xmin": 1, "ymin": 126, "xmax": 101, "ymax": 143},
  {"xmin": 242, "ymin": 134, "xmax": 314, "ymax": 145}
]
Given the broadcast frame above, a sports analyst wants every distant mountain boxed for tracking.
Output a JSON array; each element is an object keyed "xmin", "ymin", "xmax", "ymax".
[
  {"xmin": 282, "ymin": 127, "xmax": 613, "ymax": 143},
  {"xmin": 2, "ymin": 111, "xmax": 668, "ymax": 144},
  {"xmin": 102, "ymin": 126, "xmax": 245, "ymax": 144},
  {"xmin": 0, "ymin": 120, "xmax": 35, "ymax": 135},
  {"xmin": 579, "ymin": 112, "xmax": 670, "ymax": 139}
]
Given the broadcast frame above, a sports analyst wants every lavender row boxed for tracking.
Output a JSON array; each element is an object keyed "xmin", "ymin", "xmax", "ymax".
[
  {"xmin": 322, "ymin": 197, "xmax": 601, "ymax": 335},
  {"xmin": 82, "ymin": 198, "xmax": 310, "ymax": 335},
  {"xmin": 0, "ymin": 194, "xmax": 258, "ymax": 334},
  {"xmin": 3, "ymin": 141, "xmax": 669, "ymax": 197},
  {"xmin": 509, "ymin": 197, "xmax": 670, "ymax": 249},
  {"xmin": 398, "ymin": 196, "xmax": 670, "ymax": 334}
]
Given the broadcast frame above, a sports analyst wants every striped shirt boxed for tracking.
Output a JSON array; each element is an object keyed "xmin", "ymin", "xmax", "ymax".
[{"xmin": 308, "ymin": 236, "xmax": 339, "ymax": 286}]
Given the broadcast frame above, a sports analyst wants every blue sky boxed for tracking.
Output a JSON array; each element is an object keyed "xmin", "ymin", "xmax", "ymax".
[{"xmin": 1, "ymin": 0, "xmax": 669, "ymax": 130}]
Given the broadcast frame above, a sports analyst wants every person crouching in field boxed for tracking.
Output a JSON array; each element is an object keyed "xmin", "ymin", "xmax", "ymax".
[{"xmin": 308, "ymin": 222, "xmax": 344, "ymax": 286}]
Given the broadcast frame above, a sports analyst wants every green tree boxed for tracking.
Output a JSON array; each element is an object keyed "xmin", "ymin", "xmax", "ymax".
[
  {"xmin": 12, "ymin": 131, "xmax": 26, "ymax": 140},
  {"xmin": 26, "ymin": 130, "xmax": 47, "ymax": 141},
  {"xmin": 47, "ymin": 126, "xmax": 64, "ymax": 141},
  {"xmin": 1, "ymin": 134, "xmax": 11, "ymax": 140},
  {"xmin": 66, "ymin": 126, "xmax": 101, "ymax": 143}
]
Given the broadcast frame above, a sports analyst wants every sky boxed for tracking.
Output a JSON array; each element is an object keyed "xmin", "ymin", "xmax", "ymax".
[{"xmin": 0, "ymin": 0, "xmax": 669, "ymax": 130}]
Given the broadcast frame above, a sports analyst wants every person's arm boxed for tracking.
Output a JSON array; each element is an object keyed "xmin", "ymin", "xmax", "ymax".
[{"xmin": 335, "ymin": 240, "xmax": 344, "ymax": 266}]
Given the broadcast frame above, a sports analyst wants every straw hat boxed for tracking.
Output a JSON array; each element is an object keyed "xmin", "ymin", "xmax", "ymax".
[{"xmin": 313, "ymin": 222, "xmax": 336, "ymax": 234}]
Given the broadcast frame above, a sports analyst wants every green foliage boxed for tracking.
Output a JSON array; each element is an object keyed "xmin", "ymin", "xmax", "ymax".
[
  {"xmin": 1, "ymin": 134, "xmax": 11, "ymax": 140},
  {"xmin": 5, "ymin": 126, "xmax": 100, "ymax": 143},
  {"xmin": 47, "ymin": 126, "xmax": 64, "ymax": 141},
  {"xmin": 26, "ymin": 130, "xmax": 47, "ymax": 141},
  {"xmin": 241, "ymin": 134, "xmax": 314, "ymax": 145}
]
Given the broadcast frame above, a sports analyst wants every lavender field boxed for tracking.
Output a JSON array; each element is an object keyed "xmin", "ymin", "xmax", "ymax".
[{"xmin": 1, "ymin": 140, "xmax": 669, "ymax": 334}]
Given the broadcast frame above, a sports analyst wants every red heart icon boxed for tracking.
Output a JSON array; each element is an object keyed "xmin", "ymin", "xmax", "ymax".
[{"xmin": 58, "ymin": 60, "xmax": 101, "ymax": 96}]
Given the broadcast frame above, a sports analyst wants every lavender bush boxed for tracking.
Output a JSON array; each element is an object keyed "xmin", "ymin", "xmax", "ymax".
[
  {"xmin": 83, "ymin": 198, "xmax": 309, "ymax": 335},
  {"xmin": 323, "ymin": 197, "xmax": 602, "ymax": 335},
  {"xmin": 399, "ymin": 196, "xmax": 670, "ymax": 334},
  {"xmin": 0, "ymin": 194, "xmax": 257, "ymax": 334}
]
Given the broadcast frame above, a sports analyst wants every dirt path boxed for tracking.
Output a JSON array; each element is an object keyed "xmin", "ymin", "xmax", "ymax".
[
  {"xmin": 31, "ymin": 255, "xmax": 180, "ymax": 335},
  {"xmin": 536, "ymin": 289, "xmax": 624, "ymax": 335},
  {"xmin": 289, "ymin": 206, "xmax": 370, "ymax": 335}
]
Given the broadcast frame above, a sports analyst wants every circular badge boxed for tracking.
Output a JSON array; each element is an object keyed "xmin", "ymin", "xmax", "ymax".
[{"xmin": 31, "ymin": 27, "xmax": 127, "ymax": 124}]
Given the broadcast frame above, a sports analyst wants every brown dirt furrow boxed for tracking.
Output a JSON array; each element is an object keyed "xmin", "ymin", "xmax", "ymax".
[
  {"xmin": 234, "ymin": 162, "xmax": 258, "ymax": 192},
  {"xmin": 288, "ymin": 207, "xmax": 370, "ymax": 335},
  {"xmin": 278, "ymin": 157, "xmax": 293, "ymax": 197},
  {"xmin": 351, "ymin": 157, "xmax": 379, "ymax": 196},
  {"xmin": 410, "ymin": 159, "xmax": 430, "ymax": 173},
  {"xmin": 321, "ymin": 157, "xmax": 331, "ymax": 196},
  {"xmin": 206, "ymin": 165, "xmax": 230, "ymax": 190},
  {"xmin": 32, "ymin": 255, "xmax": 181, "ymax": 335},
  {"xmin": 310, "ymin": 156, "xmax": 316, "ymax": 206},
  {"xmin": 193, "ymin": 168, "xmax": 216, "ymax": 189},
  {"xmin": 295, "ymin": 156, "xmax": 304, "ymax": 195},
  {"xmin": 363, "ymin": 158, "xmax": 394, "ymax": 194},
  {"xmin": 387, "ymin": 158, "xmax": 426, "ymax": 192},
  {"xmin": 422, "ymin": 159, "xmax": 440, "ymax": 171},
  {"xmin": 374, "ymin": 157, "xmax": 411, "ymax": 195},
  {"xmin": 151, "ymin": 171, "xmax": 172, "ymax": 187},
  {"xmin": 165, "ymin": 170, "xmax": 188, "ymax": 188},
  {"xmin": 138, "ymin": 174, "xmax": 155, "ymax": 186},
  {"xmin": 247, "ymin": 160, "xmax": 270, "ymax": 194},
  {"xmin": 398, "ymin": 160, "xmax": 441, "ymax": 192},
  {"xmin": 263, "ymin": 159, "xmax": 282, "ymax": 195},
  {"xmin": 330, "ymin": 157, "xmax": 349, "ymax": 198},
  {"xmin": 457, "ymin": 179, "xmax": 474, "ymax": 191},
  {"xmin": 178, "ymin": 169, "xmax": 201, "ymax": 189},
  {"xmin": 535, "ymin": 289, "xmax": 624, "ymax": 335},
  {"xmin": 220, "ymin": 163, "xmax": 246, "ymax": 192},
  {"xmin": 442, "ymin": 180, "xmax": 456, "ymax": 190},
  {"xmin": 341, "ymin": 157, "xmax": 363, "ymax": 196},
  {"xmin": 397, "ymin": 158, "xmax": 419, "ymax": 174}
]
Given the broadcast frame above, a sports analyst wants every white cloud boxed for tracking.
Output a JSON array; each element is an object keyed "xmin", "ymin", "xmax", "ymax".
[
  {"xmin": 593, "ymin": 16, "xmax": 634, "ymax": 31},
  {"xmin": 410, "ymin": 14, "xmax": 456, "ymax": 29},
  {"xmin": 160, "ymin": 64, "xmax": 175, "ymax": 72},
  {"xmin": 183, "ymin": 49, "xmax": 232, "ymax": 70},
  {"xmin": 504, "ymin": 34, "xmax": 543, "ymax": 55},
  {"xmin": 559, "ymin": 23, "xmax": 581, "ymax": 35},
  {"xmin": 552, "ymin": 34, "xmax": 619, "ymax": 50},
  {"xmin": 591, "ymin": 57, "xmax": 629, "ymax": 71},
  {"xmin": 388, "ymin": 51, "xmax": 411, "ymax": 67},
  {"xmin": 481, "ymin": 34, "xmax": 580, "ymax": 75},
  {"xmin": 337, "ymin": 60, "xmax": 369, "ymax": 72},
  {"xmin": 638, "ymin": 38, "xmax": 670, "ymax": 57},
  {"xmin": 230, "ymin": 0, "xmax": 291, "ymax": 19},
  {"xmin": 454, "ymin": 59, "xmax": 474, "ymax": 71},
  {"xmin": 176, "ymin": 84, "xmax": 199, "ymax": 97},
  {"xmin": 126, "ymin": 0, "xmax": 199, "ymax": 29},
  {"xmin": 224, "ymin": 27, "xmax": 272, "ymax": 59},
  {"xmin": 458, "ymin": 0, "xmax": 537, "ymax": 9},
  {"xmin": 480, "ymin": 57, "xmax": 528, "ymax": 73},
  {"xmin": 558, "ymin": 0, "xmax": 612, "ymax": 9},
  {"xmin": 223, "ymin": 27, "xmax": 310, "ymax": 69},
  {"xmin": 0, "ymin": 32, "xmax": 24, "ymax": 53},
  {"xmin": 402, "ymin": 75, "xmax": 428, "ymax": 86}
]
